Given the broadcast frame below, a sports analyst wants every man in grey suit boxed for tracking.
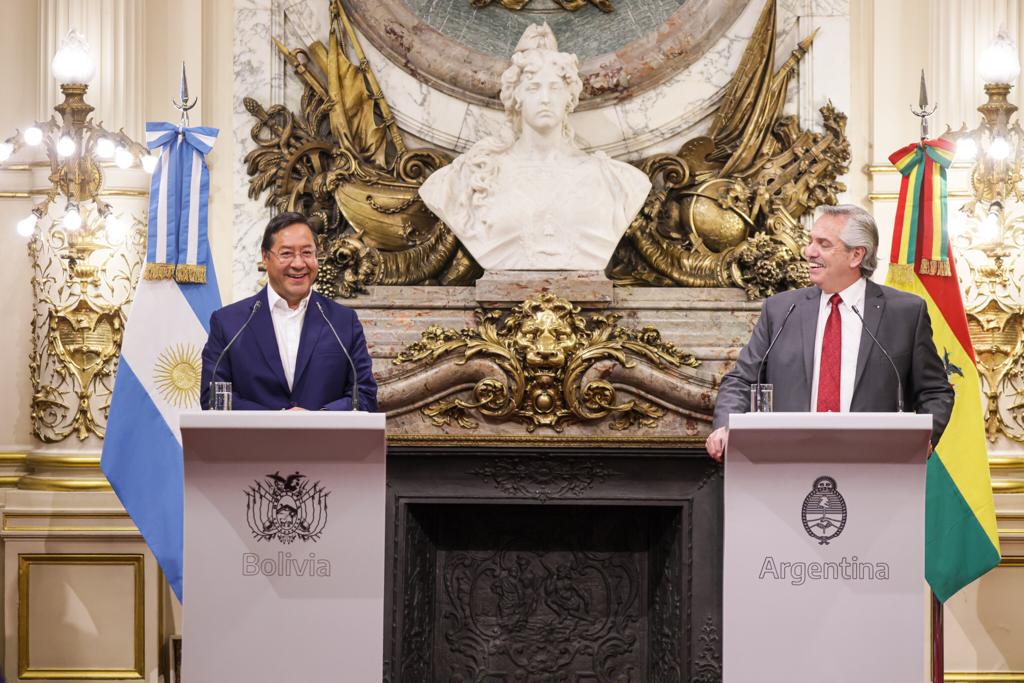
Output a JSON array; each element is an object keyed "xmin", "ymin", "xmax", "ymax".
[{"xmin": 705, "ymin": 204, "xmax": 954, "ymax": 461}]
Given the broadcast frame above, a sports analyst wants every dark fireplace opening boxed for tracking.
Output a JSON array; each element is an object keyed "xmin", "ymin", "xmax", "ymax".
[{"xmin": 398, "ymin": 503, "xmax": 686, "ymax": 682}]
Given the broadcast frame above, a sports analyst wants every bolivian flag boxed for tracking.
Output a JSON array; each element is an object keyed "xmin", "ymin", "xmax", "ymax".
[{"xmin": 887, "ymin": 138, "xmax": 1000, "ymax": 602}]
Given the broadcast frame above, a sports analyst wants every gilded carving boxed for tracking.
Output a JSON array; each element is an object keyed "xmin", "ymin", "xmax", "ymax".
[
  {"xmin": 243, "ymin": 0, "xmax": 477, "ymax": 298},
  {"xmin": 29, "ymin": 209, "xmax": 144, "ymax": 442},
  {"xmin": 955, "ymin": 201, "xmax": 1024, "ymax": 442},
  {"xmin": 394, "ymin": 292, "xmax": 698, "ymax": 432},
  {"xmin": 245, "ymin": 0, "xmax": 849, "ymax": 301},
  {"xmin": 942, "ymin": 58, "xmax": 1024, "ymax": 444},
  {"xmin": 609, "ymin": 3, "xmax": 850, "ymax": 298}
]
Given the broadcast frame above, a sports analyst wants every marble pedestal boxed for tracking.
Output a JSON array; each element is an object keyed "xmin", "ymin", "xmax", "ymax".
[{"xmin": 474, "ymin": 270, "xmax": 614, "ymax": 307}]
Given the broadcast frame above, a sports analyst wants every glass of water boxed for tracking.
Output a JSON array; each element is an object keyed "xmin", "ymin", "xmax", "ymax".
[
  {"xmin": 211, "ymin": 382, "xmax": 233, "ymax": 411},
  {"xmin": 750, "ymin": 383, "xmax": 774, "ymax": 413}
]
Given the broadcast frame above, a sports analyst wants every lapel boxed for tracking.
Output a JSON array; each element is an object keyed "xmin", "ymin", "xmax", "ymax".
[
  {"xmin": 292, "ymin": 292, "xmax": 326, "ymax": 391},
  {"xmin": 251, "ymin": 287, "xmax": 290, "ymax": 395},
  {"xmin": 853, "ymin": 280, "xmax": 885, "ymax": 397},
  {"xmin": 799, "ymin": 286, "xmax": 821, "ymax": 398}
]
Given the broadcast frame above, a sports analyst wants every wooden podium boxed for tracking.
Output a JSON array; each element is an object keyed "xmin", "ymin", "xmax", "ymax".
[
  {"xmin": 724, "ymin": 412, "xmax": 932, "ymax": 682},
  {"xmin": 179, "ymin": 411, "xmax": 386, "ymax": 682}
]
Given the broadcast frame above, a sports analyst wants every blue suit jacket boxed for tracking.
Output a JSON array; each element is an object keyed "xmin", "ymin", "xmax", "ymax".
[{"xmin": 200, "ymin": 287, "xmax": 378, "ymax": 411}]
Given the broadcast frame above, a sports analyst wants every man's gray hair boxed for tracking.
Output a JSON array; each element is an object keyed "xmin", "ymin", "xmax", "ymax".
[{"xmin": 817, "ymin": 204, "xmax": 879, "ymax": 278}]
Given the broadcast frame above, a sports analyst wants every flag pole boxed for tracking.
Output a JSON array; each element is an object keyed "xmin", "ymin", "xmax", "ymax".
[
  {"xmin": 912, "ymin": 68, "xmax": 944, "ymax": 683},
  {"xmin": 932, "ymin": 591, "xmax": 944, "ymax": 683}
]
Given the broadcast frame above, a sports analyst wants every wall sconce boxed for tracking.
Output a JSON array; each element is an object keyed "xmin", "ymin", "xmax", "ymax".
[
  {"xmin": 1, "ymin": 29, "xmax": 156, "ymax": 239},
  {"xmin": 948, "ymin": 29, "xmax": 1023, "ymax": 214},
  {"xmin": 8, "ymin": 29, "xmax": 148, "ymax": 448},
  {"xmin": 946, "ymin": 30, "xmax": 1024, "ymax": 444}
]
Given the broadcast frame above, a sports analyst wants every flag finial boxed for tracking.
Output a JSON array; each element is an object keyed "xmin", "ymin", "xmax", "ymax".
[
  {"xmin": 911, "ymin": 69, "xmax": 937, "ymax": 140},
  {"xmin": 172, "ymin": 62, "xmax": 198, "ymax": 128}
]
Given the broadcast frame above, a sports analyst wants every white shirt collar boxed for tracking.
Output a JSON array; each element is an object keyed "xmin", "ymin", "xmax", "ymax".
[
  {"xmin": 266, "ymin": 285, "xmax": 312, "ymax": 313},
  {"xmin": 820, "ymin": 277, "xmax": 867, "ymax": 311}
]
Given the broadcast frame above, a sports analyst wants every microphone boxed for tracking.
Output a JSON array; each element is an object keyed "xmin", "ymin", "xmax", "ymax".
[
  {"xmin": 753, "ymin": 303, "xmax": 797, "ymax": 409},
  {"xmin": 851, "ymin": 304, "xmax": 904, "ymax": 413},
  {"xmin": 207, "ymin": 299, "xmax": 262, "ymax": 409},
  {"xmin": 316, "ymin": 301, "xmax": 361, "ymax": 411}
]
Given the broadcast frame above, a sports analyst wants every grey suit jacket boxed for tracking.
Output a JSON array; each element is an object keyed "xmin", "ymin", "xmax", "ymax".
[{"xmin": 712, "ymin": 280, "xmax": 954, "ymax": 443}]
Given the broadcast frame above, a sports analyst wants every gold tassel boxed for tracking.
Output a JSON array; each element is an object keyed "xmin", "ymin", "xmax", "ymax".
[
  {"xmin": 886, "ymin": 263, "xmax": 917, "ymax": 288},
  {"xmin": 174, "ymin": 264, "xmax": 207, "ymax": 284},
  {"xmin": 917, "ymin": 258, "xmax": 952, "ymax": 277},
  {"xmin": 143, "ymin": 263, "xmax": 176, "ymax": 280}
]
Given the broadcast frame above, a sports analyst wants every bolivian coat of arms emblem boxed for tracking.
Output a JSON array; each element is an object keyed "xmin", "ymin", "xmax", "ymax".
[{"xmin": 245, "ymin": 471, "xmax": 329, "ymax": 544}]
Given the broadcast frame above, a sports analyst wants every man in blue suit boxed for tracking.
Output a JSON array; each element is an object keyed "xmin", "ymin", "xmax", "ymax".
[{"xmin": 200, "ymin": 212, "xmax": 377, "ymax": 411}]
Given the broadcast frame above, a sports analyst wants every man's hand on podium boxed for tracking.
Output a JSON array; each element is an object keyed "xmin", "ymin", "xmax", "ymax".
[
  {"xmin": 287, "ymin": 407, "xmax": 307, "ymax": 411},
  {"xmin": 706, "ymin": 426, "xmax": 728, "ymax": 462}
]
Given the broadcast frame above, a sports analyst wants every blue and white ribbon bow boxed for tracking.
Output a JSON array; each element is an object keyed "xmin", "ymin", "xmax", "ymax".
[{"xmin": 144, "ymin": 122, "xmax": 219, "ymax": 283}]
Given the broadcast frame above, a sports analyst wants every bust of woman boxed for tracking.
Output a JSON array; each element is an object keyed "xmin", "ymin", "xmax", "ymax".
[{"xmin": 418, "ymin": 24, "xmax": 651, "ymax": 271}]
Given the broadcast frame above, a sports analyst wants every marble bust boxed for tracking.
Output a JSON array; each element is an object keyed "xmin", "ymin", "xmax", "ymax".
[{"xmin": 418, "ymin": 24, "xmax": 652, "ymax": 271}]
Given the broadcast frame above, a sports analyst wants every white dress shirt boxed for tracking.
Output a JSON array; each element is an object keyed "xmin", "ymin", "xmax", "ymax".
[
  {"xmin": 809, "ymin": 278, "xmax": 866, "ymax": 412},
  {"xmin": 266, "ymin": 286, "xmax": 311, "ymax": 391}
]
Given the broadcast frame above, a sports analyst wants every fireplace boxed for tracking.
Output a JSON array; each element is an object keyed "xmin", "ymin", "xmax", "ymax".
[{"xmin": 384, "ymin": 447, "xmax": 723, "ymax": 682}]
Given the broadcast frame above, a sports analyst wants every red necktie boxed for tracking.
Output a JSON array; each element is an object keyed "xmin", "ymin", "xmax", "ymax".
[{"xmin": 816, "ymin": 293, "xmax": 842, "ymax": 412}]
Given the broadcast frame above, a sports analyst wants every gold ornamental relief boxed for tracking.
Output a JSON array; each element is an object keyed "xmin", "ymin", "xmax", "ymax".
[
  {"xmin": 610, "ymin": 4, "xmax": 850, "ymax": 299},
  {"xmin": 30, "ymin": 209, "xmax": 145, "ymax": 443},
  {"xmin": 394, "ymin": 292, "xmax": 699, "ymax": 432},
  {"xmin": 244, "ymin": 0, "xmax": 474, "ymax": 300},
  {"xmin": 955, "ymin": 201, "xmax": 1024, "ymax": 443}
]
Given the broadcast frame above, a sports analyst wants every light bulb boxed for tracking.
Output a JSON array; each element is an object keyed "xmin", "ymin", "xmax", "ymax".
[
  {"xmin": 23, "ymin": 127, "xmax": 43, "ymax": 146},
  {"xmin": 979, "ymin": 29, "xmax": 1021, "ymax": 85},
  {"xmin": 0, "ymin": 142, "xmax": 13, "ymax": 162},
  {"xmin": 955, "ymin": 137, "xmax": 977, "ymax": 161},
  {"xmin": 56, "ymin": 135, "xmax": 75, "ymax": 157},
  {"xmin": 989, "ymin": 136, "xmax": 1011, "ymax": 161},
  {"xmin": 16, "ymin": 214, "xmax": 37, "ymax": 237},
  {"xmin": 63, "ymin": 207, "xmax": 82, "ymax": 231},
  {"xmin": 114, "ymin": 146, "xmax": 133, "ymax": 169},
  {"xmin": 105, "ymin": 213, "xmax": 127, "ymax": 243},
  {"xmin": 141, "ymin": 153, "xmax": 159, "ymax": 174},
  {"xmin": 51, "ymin": 29, "xmax": 95, "ymax": 85},
  {"xmin": 95, "ymin": 137, "xmax": 115, "ymax": 158}
]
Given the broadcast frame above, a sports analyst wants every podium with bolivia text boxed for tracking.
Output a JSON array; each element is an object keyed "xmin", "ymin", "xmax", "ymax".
[
  {"xmin": 179, "ymin": 411, "xmax": 386, "ymax": 682},
  {"xmin": 724, "ymin": 412, "xmax": 932, "ymax": 682}
]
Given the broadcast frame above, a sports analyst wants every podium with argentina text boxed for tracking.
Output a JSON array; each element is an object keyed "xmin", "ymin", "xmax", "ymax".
[
  {"xmin": 724, "ymin": 412, "xmax": 932, "ymax": 683},
  {"xmin": 179, "ymin": 411, "xmax": 386, "ymax": 682}
]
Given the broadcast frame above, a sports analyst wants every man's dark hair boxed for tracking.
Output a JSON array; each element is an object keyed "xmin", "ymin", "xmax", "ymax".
[{"xmin": 261, "ymin": 212, "xmax": 314, "ymax": 252}]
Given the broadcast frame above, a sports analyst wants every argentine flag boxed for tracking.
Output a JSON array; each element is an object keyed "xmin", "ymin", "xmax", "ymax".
[{"xmin": 102, "ymin": 123, "xmax": 219, "ymax": 602}]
